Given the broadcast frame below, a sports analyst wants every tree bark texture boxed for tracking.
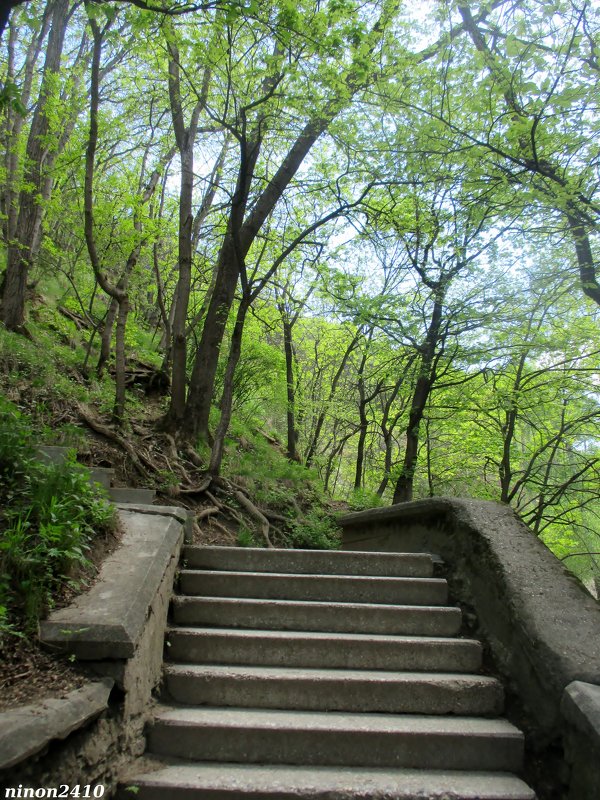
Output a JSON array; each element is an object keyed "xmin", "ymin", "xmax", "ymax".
[
  {"xmin": 2, "ymin": 0, "xmax": 69, "ymax": 331},
  {"xmin": 393, "ymin": 289, "xmax": 445, "ymax": 504}
]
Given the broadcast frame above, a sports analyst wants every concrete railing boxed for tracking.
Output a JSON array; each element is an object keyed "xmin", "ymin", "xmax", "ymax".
[
  {"xmin": 1, "ymin": 503, "xmax": 192, "ymax": 793},
  {"xmin": 340, "ymin": 497, "xmax": 600, "ymax": 798}
]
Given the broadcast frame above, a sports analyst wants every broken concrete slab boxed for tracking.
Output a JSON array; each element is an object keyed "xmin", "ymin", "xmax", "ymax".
[
  {"xmin": 0, "ymin": 678, "xmax": 113, "ymax": 771},
  {"xmin": 40, "ymin": 508, "xmax": 184, "ymax": 659}
]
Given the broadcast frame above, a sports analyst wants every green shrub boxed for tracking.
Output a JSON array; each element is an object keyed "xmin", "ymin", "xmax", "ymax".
[
  {"xmin": 347, "ymin": 487, "xmax": 385, "ymax": 512},
  {"xmin": 0, "ymin": 399, "xmax": 116, "ymax": 636},
  {"xmin": 290, "ymin": 510, "xmax": 340, "ymax": 550}
]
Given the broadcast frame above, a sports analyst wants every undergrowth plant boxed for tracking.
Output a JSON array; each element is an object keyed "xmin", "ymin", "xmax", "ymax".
[
  {"xmin": 0, "ymin": 399, "xmax": 116, "ymax": 638},
  {"xmin": 221, "ymin": 417, "xmax": 339, "ymax": 550}
]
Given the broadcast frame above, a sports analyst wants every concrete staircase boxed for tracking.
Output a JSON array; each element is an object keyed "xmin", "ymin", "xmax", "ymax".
[
  {"xmin": 119, "ymin": 546, "xmax": 536, "ymax": 799},
  {"xmin": 36, "ymin": 445, "xmax": 156, "ymax": 504}
]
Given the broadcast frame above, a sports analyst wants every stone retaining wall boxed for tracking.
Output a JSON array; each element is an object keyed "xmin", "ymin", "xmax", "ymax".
[
  {"xmin": 340, "ymin": 497, "xmax": 600, "ymax": 799},
  {"xmin": 0, "ymin": 504, "xmax": 189, "ymax": 794}
]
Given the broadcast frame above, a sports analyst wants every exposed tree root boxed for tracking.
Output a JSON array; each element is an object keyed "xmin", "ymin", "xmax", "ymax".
[
  {"xmin": 178, "ymin": 475, "xmax": 212, "ymax": 495},
  {"xmin": 233, "ymin": 490, "xmax": 273, "ymax": 548},
  {"xmin": 196, "ymin": 505, "xmax": 220, "ymax": 521},
  {"xmin": 77, "ymin": 403, "xmax": 152, "ymax": 479},
  {"xmin": 208, "ymin": 518, "xmax": 236, "ymax": 542}
]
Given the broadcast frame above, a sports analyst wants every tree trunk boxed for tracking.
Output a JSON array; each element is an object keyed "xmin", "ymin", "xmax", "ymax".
[
  {"xmin": 182, "ymin": 232, "xmax": 241, "ymax": 441},
  {"xmin": 2, "ymin": 0, "xmax": 69, "ymax": 332},
  {"xmin": 566, "ymin": 211, "xmax": 600, "ymax": 307},
  {"xmin": 305, "ymin": 331, "xmax": 359, "ymax": 467},
  {"xmin": 392, "ymin": 374, "xmax": 432, "ymax": 503},
  {"xmin": 208, "ymin": 298, "xmax": 250, "ymax": 476},
  {"xmin": 354, "ymin": 363, "xmax": 368, "ymax": 490},
  {"xmin": 392, "ymin": 290, "xmax": 445, "ymax": 504},
  {"xmin": 166, "ymin": 141, "xmax": 195, "ymax": 425},
  {"xmin": 161, "ymin": 34, "xmax": 207, "ymax": 430},
  {"xmin": 282, "ymin": 316, "xmax": 298, "ymax": 461},
  {"xmin": 97, "ymin": 295, "xmax": 118, "ymax": 376},
  {"xmin": 83, "ymin": 10, "xmax": 131, "ymax": 424},
  {"xmin": 113, "ymin": 292, "xmax": 129, "ymax": 425}
]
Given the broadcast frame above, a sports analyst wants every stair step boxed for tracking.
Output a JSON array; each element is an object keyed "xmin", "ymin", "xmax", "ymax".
[
  {"xmin": 183, "ymin": 545, "xmax": 434, "ymax": 577},
  {"xmin": 179, "ymin": 570, "xmax": 448, "ymax": 605},
  {"xmin": 109, "ymin": 486, "xmax": 155, "ymax": 504},
  {"xmin": 89, "ymin": 466, "xmax": 114, "ymax": 490},
  {"xmin": 165, "ymin": 664, "xmax": 504, "ymax": 715},
  {"xmin": 36, "ymin": 445, "xmax": 70, "ymax": 464},
  {"xmin": 148, "ymin": 707, "xmax": 524, "ymax": 771},
  {"xmin": 117, "ymin": 763, "xmax": 536, "ymax": 800},
  {"xmin": 166, "ymin": 628, "xmax": 482, "ymax": 672},
  {"xmin": 172, "ymin": 596, "xmax": 462, "ymax": 636}
]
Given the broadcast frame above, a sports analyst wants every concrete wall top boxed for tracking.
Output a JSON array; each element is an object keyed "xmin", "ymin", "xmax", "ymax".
[
  {"xmin": 340, "ymin": 497, "xmax": 600, "ymax": 738},
  {"xmin": 40, "ymin": 506, "xmax": 185, "ymax": 659}
]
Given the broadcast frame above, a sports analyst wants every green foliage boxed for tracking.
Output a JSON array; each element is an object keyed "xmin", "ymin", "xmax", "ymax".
[
  {"xmin": 0, "ymin": 81, "xmax": 26, "ymax": 115},
  {"xmin": 347, "ymin": 488, "xmax": 385, "ymax": 512},
  {"xmin": 237, "ymin": 526, "xmax": 257, "ymax": 547},
  {"xmin": 0, "ymin": 400, "xmax": 116, "ymax": 637},
  {"xmin": 290, "ymin": 509, "xmax": 340, "ymax": 550},
  {"xmin": 221, "ymin": 415, "xmax": 337, "ymax": 548}
]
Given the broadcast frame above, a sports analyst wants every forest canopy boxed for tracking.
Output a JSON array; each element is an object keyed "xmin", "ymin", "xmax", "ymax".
[{"xmin": 1, "ymin": 0, "xmax": 599, "ymax": 585}]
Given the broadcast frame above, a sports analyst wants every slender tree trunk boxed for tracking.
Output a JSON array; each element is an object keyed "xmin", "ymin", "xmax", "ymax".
[
  {"xmin": 182, "ymin": 232, "xmax": 241, "ymax": 441},
  {"xmin": 282, "ymin": 317, "xmax": 298, "ymax": 461},
  {"xmin": 305, "ymin": 331, "xmax": 359, "ymax": 467},
  {"xmin": 2, "ymin": 0, "xmax": 69, "ymax": 332},
  {"xmin": 354, "ymin": 359, "xmax": 368, "ymax": 490},
  {"xmin": 393, "ymin": 291, "xmax": 445, "ymax": 504},
  {"xmin": 2, "ymin": 12, "xmax": 53, "ymax": 244},
  {"xmin": 376, "ymin": 377, "xmax": 407, "ymax": 497},
  {"xmin": 113, "ymin": 293, "xmax": 129, "ymax": 425},
  {"xmin": 161, "ymin": 32, "xmax": 207, "ymax": 430},
  {"xmin": 97, "ymin": 295, "xmax": 119, "ymax": 376},
  {"xmin": 377, "ymin": 431, "xmax": 393, "ymax": 497},
  {"xmin": 167, "ymin": 142, "xmax": 195, "ymax": 424},
  {"xmin": 82, "ymin": 9, "xmax": 130, "ymax": 424},
  {"xmin": 392, "ymin": 375, "xmax": 432, "ymax": 503},
  {"xmin": 208, "ymin": 297, "xmax": 250, "ymax": 476}
]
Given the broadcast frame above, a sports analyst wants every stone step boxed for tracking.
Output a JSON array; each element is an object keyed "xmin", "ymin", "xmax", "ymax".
[
  {"xmin": 148, "ymin": 707, "xmax": 524, "ymax": 772},
  {"xmin": 89, "ymin": 466, "xmax": 114, "ymax": 490},
  {"xmin": 164, "ymin": 664, "xmax": 504, "ymax": 715},
  {"xmin": 166, "ymin": 628, "xmax": 482, "ymax": 672},
  {"xmin": 36, "ymin": 447, "xmax": 116, "ymax": 492},
  {"xmin": 179, "ymin": 570, "xmax": 448, "ymax": 605},
  {"xmin": 182, "ymin": 545, "xmax": 435, "ymax": 577},
  {"xmin": 117, "ymin": 763, "xmax": 536, "ymax": 800},
  {"xmin": 36, "ymin": 445, "xmax": 70, "ymax": 464},
  {"xmin": 172, "ymin": 596, "xmax": 462, "ymax": 636},
  {"xmin": 109, "ymin": 486, "xmax": 156, "ymax": 504}
]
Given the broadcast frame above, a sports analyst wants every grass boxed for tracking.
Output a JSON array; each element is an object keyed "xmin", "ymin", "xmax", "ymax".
[
  {"xmin": 220, "ymin": 417, "xmax": 340, "ymax": 549},
  {"xmin": 0, "ymin": 398, "xmax": 117, "ymax": 638}
]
